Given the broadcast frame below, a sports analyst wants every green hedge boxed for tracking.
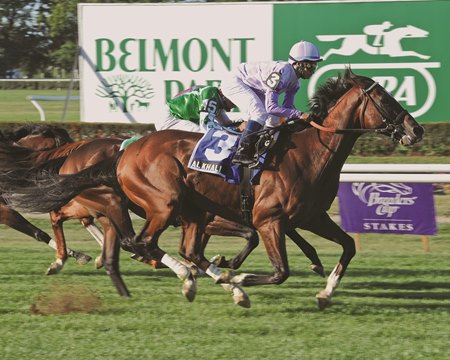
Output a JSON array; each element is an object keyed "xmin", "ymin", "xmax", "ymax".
[
  {"xmin": 351, "ymin": 122, "xmax": 449, "ymax": 156},
  {"xmin": 0, "ymin": 121, "xmax": 448, "ymax": 156},
  {"xmin": 0, "ymin": 80, "xmax": 79, "ymax": 90}
]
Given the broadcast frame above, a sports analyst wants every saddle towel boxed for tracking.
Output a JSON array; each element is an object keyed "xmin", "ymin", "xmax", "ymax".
[
  {"xmin": 188, "ymin": 126, "xmax": 268, "ymax": 184},
  {"xmin": 119, "ymin": 135, "xmax": 143, "ymax": 151}
]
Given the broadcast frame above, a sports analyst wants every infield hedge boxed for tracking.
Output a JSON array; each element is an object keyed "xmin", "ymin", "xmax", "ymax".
[{"xmin": 0, "ymin": 121, "xmax": 448, "ymax": 156}]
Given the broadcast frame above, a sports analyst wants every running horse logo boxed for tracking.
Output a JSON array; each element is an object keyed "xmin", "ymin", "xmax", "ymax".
[{"xmin": 318, "ymin": 22, "xmax": 431, "ymax": 60}]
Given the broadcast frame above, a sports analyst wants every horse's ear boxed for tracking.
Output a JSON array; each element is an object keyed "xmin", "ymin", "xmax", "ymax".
[{"xmin": 344, "ymin": 66, "xmax": 355, "ymax": 80}]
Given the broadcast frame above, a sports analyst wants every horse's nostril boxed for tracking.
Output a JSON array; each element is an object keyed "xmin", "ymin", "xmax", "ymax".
[{"xmin": 414, "ymin": 126, "xmax": 424, "ymax": 138}]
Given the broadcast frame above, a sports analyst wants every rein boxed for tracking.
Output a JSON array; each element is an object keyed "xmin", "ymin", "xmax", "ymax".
[
  {"xmin": 249, "ymin": 81, "xmax": 406, "ymax": 139},
  {"xmin": 300, "ymin": 81, "xmax": 405, "ymax": 135}
]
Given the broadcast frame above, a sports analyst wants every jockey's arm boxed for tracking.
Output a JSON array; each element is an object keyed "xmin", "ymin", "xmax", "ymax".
[
  {"xmin": 214, "ymin": 109, "xmax": 234, "ymax": 127},
  {"xmin": 265, "ymin": 90, "xmax": 302, "ymax": 119}
]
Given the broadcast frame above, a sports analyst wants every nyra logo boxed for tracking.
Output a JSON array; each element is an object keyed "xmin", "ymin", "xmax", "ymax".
[
  {"xmin": 351, "ymin": 183, "xmax": 417, "ymax": 218},
  {"xmin": 318, "ymin": 22, "xmax": 430, "ymax": 60},
  {"xmin": 310, "ymin": 22, "xmax": 441, "ymax": 118},
  {"xmin": 96, "ymin": 74, "xmax": 154, "ymax": 113}
]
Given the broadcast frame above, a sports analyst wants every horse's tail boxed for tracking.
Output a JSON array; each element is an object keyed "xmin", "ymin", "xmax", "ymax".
[{"xmin": 2, "ymin": 156, "xmax": 118, "ymax": 213}]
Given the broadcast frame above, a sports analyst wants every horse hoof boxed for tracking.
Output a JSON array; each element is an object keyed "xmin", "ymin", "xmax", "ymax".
[
  {"xmin": 234, "ymin": 292, "xmax": 251, "ymax": 308},
  {"xmin": 46, "ymin": 259, "xmax": 64, "ymax": 275},
  {"xmin": 95, "ymin": 256, "xmax": 104, "ymax": 269},
  {"xmin": 130, "ymin": 253, "xmax": 145, "ymax": 262},
  {"xmin": 311, "ymin": 264, "xmax": 326, "ymax": 278},
  {"xmin": 75, "ymin": 254, "xmax": 92, "ymax": 266},
  {"xmin": 182, "ymin": 275, "xmax": 197, "ymax": 302},
  {"xmin": 315, "ymin": 291, "xmax": 332, "ymax": 310}
]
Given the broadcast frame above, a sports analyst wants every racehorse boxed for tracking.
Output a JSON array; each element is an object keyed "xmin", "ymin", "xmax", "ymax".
[
  {"xmin": 0, "ymin": 135, "xmax": 135, "ymax": 292},
  {"xmin": 0, "ymin": 133, "xmax": 325, "ymax": 301},
  {"xmin": 2, "ymin": 69, "xmax": 424, "ymax": 308},
  {"xmin": 1, "ymin": 69, "xmax": 424, "ymax": 308},
  {"xmin": 0, "ymin": 124, "xmax": 91, "ymax": 264},
  {"xmin": 113, "ymin": 68, "xmax": 424, "ymax": 308}
]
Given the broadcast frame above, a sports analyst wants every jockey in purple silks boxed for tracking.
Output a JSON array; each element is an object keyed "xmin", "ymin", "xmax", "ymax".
[{"xmin": 220, "ymin": 40, "xmax": 323, "ymax": 166}]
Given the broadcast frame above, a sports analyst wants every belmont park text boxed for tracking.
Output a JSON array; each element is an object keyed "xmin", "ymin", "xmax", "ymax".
[{"xmin": 95, "ymin": 38, "xmax": 256, "ymax": 72}]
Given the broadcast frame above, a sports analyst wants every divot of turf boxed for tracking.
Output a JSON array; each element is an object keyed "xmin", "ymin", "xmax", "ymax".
[{"xmin": 30, "ymin": 283, "xmax": 103, "ymax": 315}]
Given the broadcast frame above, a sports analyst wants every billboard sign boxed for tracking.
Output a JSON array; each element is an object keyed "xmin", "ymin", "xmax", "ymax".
[
  {"xmin": 79, "ymin": 1, "xmax": 449, "ymax": 123},
  {"xmin": 78, "ymin": 3, "xmax": 272, "ymax": 123},
  {"xmin": 338, "ymin": 182, "xmax": 437, "ymax": 235}
]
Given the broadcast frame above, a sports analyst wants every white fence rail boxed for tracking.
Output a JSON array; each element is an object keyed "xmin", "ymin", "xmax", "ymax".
[
  {"xmin": 27, "ymin": 95, "xmax": 80, "ymax": 121},
  {"xmin": 340, "ymin": 164, "xmax": 450, "ymax": 183}
]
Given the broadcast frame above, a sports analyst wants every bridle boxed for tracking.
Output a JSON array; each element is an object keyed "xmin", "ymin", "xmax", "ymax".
[{"xmin": 300, "ymin": 81, "xmax": 408, "ymax": 138}]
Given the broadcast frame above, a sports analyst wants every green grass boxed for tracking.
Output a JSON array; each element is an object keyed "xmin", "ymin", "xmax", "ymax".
[
  {"xmin": 0, "ymin": 90, "xmax": 80, "ymax": 122},
  {"xmin": 1, "ymin": 218, "xmax": 450, "ymax": 360}
]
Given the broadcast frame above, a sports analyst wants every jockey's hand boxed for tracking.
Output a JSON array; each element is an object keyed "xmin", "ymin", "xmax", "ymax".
[
  {"xmin": 229, "ymin": 120, "xmax": 246, "ymax": 132},
  {"xmin": 299, "ymin": 112, "xmax": 313, "ymax": 123}
]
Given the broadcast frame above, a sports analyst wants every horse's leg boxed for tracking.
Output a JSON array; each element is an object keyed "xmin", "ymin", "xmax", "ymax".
[
  {"xmin": 204, "ymin": 216, "xmax": 259, "ymax": 270},
  {"xmin": 80, "ymin": 216, "xmax": 104, "ymax": 247},
  {"xmin": 97, "ymin": 216, "xmax": 130, "ymax": 297},
  {"xmin": 0, "ymin": 203, "xmax": 91, "ymax": 265},
  {"xmin": 79, "ymin": 216, "xmax": 105, "ymax": 269},
  {"xmin": 226, "ymin": 219, "xmax": 290, "ymax": 287},
  {"xmin": 132, "ymin": 216, "xmax": 196, "ymax": 302},
  {"xmin": 286, "ymin": 229, "xmax": 325, "ymax": 277},
  {"xmin": 47, "ymin": 210, "xmax": 69, "ymax": 275},
  {"xmin": 181, "ymin": 221, "xmax": 250, "ymax": 308},
  {"xmin": 303, "ymin": 212, "xmax": 356, "ymax": 310}
]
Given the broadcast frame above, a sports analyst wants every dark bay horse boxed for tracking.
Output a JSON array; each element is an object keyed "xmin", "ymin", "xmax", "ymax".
[
  {"xmin": 0, "ymin": 124, "xmax": 91, "ymax": 265},
  {"xmin": 113, "ymin": 69, "xmax": 424, "ymax": 308}
]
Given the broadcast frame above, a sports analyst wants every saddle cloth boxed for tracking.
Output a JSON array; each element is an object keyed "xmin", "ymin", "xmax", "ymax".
[{"xmin": 188, "ymin": 125, "xmax": 267, "ymax": 185}]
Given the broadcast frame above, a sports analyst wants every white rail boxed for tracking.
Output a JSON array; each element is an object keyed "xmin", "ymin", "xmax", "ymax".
[
  {"xmin": 340, "ymin": 164, "xmax": 450, "ymax": 183},
  {"xmin": 27, "ymin": 95, "xmax": 80, "ymax": 121}
]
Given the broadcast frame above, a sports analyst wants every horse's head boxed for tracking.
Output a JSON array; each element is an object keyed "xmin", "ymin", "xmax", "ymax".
[
  {"xmin": 404, "ymin": 25, "xmax": 429, "ymax": 38},
  {"xmin": 349, "ymin": 71, "xmax": 424, "ymax": 146},
  {"xmin": 11, "ymin": 124, "xmax": 73, "ymax": 150}
]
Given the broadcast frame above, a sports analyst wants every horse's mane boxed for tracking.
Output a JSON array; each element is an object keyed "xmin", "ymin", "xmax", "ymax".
[
  {"xmin": 309, "ymin": 68, "xmax": 368, "ymax": 121},
  {"xmin": 1, "ymin": 123, "xmax": 73, "ymax": 145}
]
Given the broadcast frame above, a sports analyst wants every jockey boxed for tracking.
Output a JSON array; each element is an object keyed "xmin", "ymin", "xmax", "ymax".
[
  {"xmin": 154, "ymin": 85, "xmax": 237, "ymax": 133},
  {"xmin": 220, "ymin": 40, "xmax": 323, "ymax": 166}
]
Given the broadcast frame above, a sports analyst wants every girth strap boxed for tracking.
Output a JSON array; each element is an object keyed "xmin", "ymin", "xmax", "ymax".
[{"xmin": 240, "ymin": 167, "xmax": 253, "ymax": 226}]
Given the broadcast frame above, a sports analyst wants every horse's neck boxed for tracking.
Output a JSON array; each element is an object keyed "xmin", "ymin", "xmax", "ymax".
[
  {"xmin": 305, "ymin": 91, "xmax": 362, "ymax": 181},
  {"xmin": 32, "ymin": 141, "xmax": 87, "ymax": 164}
]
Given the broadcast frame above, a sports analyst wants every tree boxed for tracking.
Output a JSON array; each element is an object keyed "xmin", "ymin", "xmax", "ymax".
[
  {"xmin": 0, "ymin": 1, "xmax": 46, "ymax": 77},
  {"xmin": 96, "ymin": 74, "xmax": 154, "ymax": 113}
]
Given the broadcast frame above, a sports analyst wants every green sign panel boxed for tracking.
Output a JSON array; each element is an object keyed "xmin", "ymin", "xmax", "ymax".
[{"xmin": 274, "ymin": 0, "xmax": 449, "ymax": 123}]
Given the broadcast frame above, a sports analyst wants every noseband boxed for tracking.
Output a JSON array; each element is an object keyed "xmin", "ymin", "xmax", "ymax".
[{"xmin": 360, "ymin": 82, "xmax": 408, "ymax": 139}]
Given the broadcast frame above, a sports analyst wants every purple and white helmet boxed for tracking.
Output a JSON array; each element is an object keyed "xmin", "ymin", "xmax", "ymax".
[{"xmin": 288, "ymin": 41, "xmax": 323, "ymax": 63}]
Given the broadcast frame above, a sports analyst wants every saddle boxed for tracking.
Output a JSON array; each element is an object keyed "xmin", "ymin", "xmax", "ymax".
[{"xmin": 188, "ymin": 124, "xmax": 280, "ymax": 225}]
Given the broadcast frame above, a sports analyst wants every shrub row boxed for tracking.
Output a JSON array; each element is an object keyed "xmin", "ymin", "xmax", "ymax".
[
  {"xmin": 0, "ymin": 121, "xmax": 448, "ymax": 156},
  {"xmin": 0, "ymin": 80, "xmax": 79, "ymax": 90},
  {"xmin": 351, "ymin": 122, "xmax": 449, "ymax": 156}
]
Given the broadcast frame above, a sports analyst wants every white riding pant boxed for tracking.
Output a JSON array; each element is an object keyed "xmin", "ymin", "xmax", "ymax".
[
  {"xmin": 220, "ymin": 76, "xmax": 281, "ymax": 127},
  {"xmin": 153, "ymin": 105, "xmax": 204, "ymax": 133}
]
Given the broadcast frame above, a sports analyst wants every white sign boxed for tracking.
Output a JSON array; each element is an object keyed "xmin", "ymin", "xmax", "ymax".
[{"xmin": 78, "ymin": 3, "xmax": 272, "ymax": 123}]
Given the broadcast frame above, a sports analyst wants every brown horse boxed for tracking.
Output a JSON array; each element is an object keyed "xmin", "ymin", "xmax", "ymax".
[
  {"xmin": 113, "ymin": 69, "xmax": 424, "ymax": 308},
  {"xmin": 2, "ymin": 70, "xmax": 424, "ymax": 307},
  {"xmin": 0, "ymin": 124, "xmax": 91, "ymax": 264},
  {"xmin": 0, "ymin": 135, "xmax": 135, "ymax": 295},
  {"xmin": 0, "ymin": 133, "xmax": 325, "ymax": 300}
]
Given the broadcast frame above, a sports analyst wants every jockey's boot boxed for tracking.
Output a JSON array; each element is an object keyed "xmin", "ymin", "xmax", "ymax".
[{"xmin": 232, "ymin": 120, "xmax": 263, "ymax": 166}]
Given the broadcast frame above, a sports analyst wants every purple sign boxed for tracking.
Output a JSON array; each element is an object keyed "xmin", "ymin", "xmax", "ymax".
[{"xmin": 338, "ymin": 182, "xmax": 437, "ymax": 235}]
